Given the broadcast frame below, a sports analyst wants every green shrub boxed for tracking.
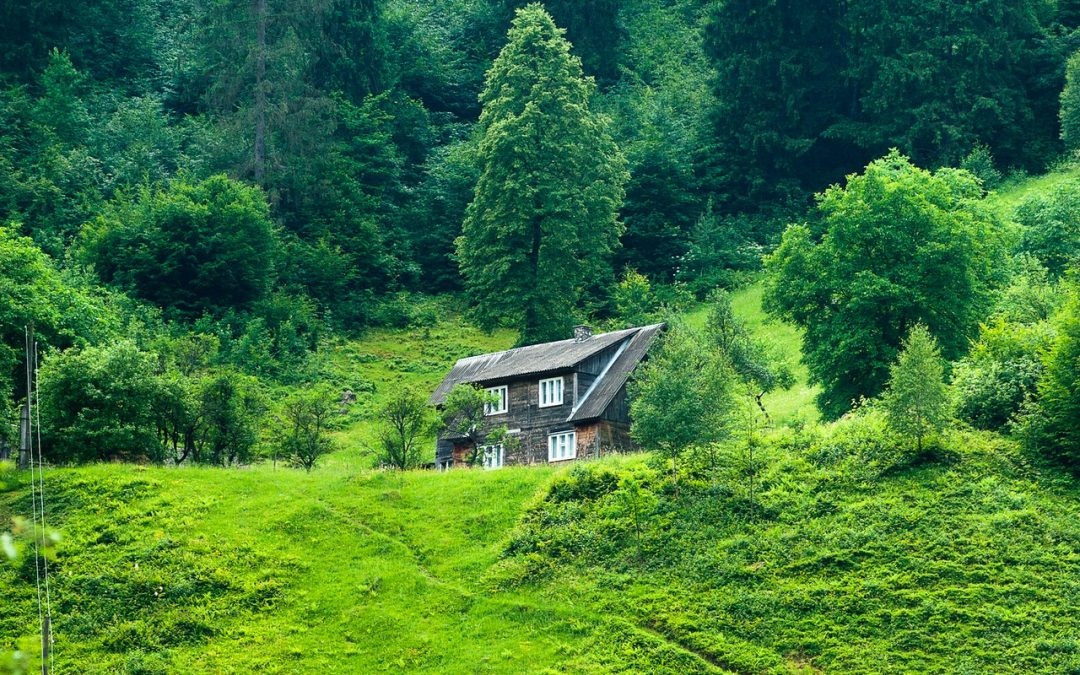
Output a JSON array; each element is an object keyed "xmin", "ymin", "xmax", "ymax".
[
  {"xmin": 952, "ymin": 320, "xmax": 1050, "ymax": 432},
  {"xmin": 960, "ymin": 143, "xmax": 1003, "ymax": 190},
  {"xmin": 1016, "ymin": 179, "xmax": 1080, "ymax": 278},
  {"xmin": 39, "ymin": 341, "xmax": 164, "ymax": 463},
  {"xmin": 1022, "ymin": 284, "xmax": 1080, "ymax": 470},
  {"xmin": 547, "ymin": 465, "xmax": 621, "ymax": 503}
]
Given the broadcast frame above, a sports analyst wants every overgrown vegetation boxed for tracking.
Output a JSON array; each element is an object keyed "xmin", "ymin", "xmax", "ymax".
[{"xmin": 1, "ymin": 0, "xmax": 1079, "ymax": 671}]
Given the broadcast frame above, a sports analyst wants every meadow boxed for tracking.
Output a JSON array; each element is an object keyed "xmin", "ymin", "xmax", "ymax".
[{"xmin": 3, "ymin": 271, "xmax": 1079, "ymax": 673}]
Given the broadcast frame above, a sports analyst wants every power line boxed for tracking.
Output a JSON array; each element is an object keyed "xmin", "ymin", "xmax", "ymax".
[
  {"xmin": 34, "ymin": 342, "xmax": 54, "ymax": 675},
  {"xmin": 23, "ymin": 326, "xmax": 53, "ymax": 675}
]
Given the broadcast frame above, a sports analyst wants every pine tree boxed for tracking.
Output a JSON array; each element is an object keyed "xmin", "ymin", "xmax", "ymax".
[
  {"xmin": 458, "ymin": 4, "xmax": 628, "ymax": 345},
  {"xmin": 883, "ymin": 324, "xmax": 950, "ymax": 452}
]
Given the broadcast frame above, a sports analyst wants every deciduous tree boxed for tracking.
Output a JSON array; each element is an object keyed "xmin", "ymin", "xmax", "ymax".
[
  {"xmin": 628, "ymin": 325, "xmax": 736, "ymax": 494},
  {"xmin": 765, "ymin": 151, "xmax": 1003, "ymax": 419},
  {"xmin": 274, "ymin": 387, "xmax": 337, "ymax": 471},
  {"xmin": 882, "ymin": 325, "xmax": 950, "ymax": 452},
  {"xmin": 80, "ymin": 174, "xmax": 278, "ymax": 318},
  {"xmin": 374, "ymin": 387, "xmax": 432, "ymax": 470}
]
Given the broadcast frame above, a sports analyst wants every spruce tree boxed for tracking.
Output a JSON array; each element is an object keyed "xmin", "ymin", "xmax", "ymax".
[{"xmin": 458, "ymin": 4, "xmax": 628, "ymax": 345}]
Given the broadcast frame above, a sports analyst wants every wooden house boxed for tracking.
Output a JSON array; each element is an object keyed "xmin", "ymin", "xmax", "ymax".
[{"xmin": 428, "ymin": 323, "xmax": 664, "ymax": 469}]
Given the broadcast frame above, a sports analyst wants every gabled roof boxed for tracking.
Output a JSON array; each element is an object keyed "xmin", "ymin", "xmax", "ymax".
[
  {"xmin": 428, "ymin": 324, "xmax": 664, "ymax": 413},
  {"xmin": 567, "ymin": 322, "xmax": 663, "ymax": 422}
]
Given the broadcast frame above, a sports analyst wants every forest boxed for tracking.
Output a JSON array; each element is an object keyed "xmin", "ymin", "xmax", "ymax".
[{"xmin": 1, "ymin": 0, "xmax": 1080, "ymax": 672}]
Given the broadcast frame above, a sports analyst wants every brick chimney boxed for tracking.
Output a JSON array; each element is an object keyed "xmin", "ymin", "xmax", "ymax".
[{"xmin": 573, "ymin": 324, "xmax": 593, "ymax": 342}]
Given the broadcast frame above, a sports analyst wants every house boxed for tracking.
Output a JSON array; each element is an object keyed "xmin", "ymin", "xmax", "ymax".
[{"xmin": 428, "ymin": 323, "xmax": 665, "ymax": 469}]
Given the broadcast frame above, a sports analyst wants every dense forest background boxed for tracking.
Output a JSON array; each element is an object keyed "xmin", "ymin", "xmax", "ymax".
[{"xmin": 2, "ymin": 0, "xmax": 1080, "ymax": 465}]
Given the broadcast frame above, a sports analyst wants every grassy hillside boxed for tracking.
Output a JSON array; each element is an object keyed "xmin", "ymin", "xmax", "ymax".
[
  {"xmin": 1, "ymin": 462, "xmax": 577, "ymax": 673},
  {"xmin": 3, "ymin": 431, "xmax": 1078, "ymax": 673},
  {"xmin": 3, "ymin": 227, "xmax": 1077, "ymax": 672},
  {"xmin": 987, "ymin": 162, "xmax": 1080, "ymax": 220}
]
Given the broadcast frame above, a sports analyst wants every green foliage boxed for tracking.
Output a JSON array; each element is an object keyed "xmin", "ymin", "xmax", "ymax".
[
  {"xmin": 373, "ymin": 387, "xmax": 432, "ymax": 470},
  {"xmin": 960, "ymin": 143, "xmax": 1003, "ymax": 191},
  {"xmin": 698, "ymin": 0, "xmax": 850, "ymax": 209},
  {"xmin": 952, "ymin": 260, "xmax": 1061, "ymax": 431},
  {"xmin": 271, "ymin": 386, "xmax": 338, "ymax": 472},
  {"xmin": 0, "ymin": 227, "xmax": 119, "ymax": 407},
  {"xmin": 629, "ymin": 325, "xmax": 737, "ymax": 486},
  {"xmin": 698, "ymin": 0, "xmax": 1065, "ymax": 210},
  {"xmin": 1062, "ymin": 50, "xmax": 1080, "ymax": 154},
  {"xmin": 196, "ymin": 371, "xmax": 266, "ymax": 467},
  {"xmin": 1023, "ymin": 282, "xmax": 1080, "ymax": 470},
  {"xmin": 457, "ymin": 4, "xmax": 628, "ymax": 345},
  {"xmin": 882, "ymin": 325, "xmax": 950, "ymax": 452},
  {"xmin": 952, "ymin": 319, "xmax": 1053, "ymax": 431},
  {"xmin": 613, "ymin": 269, "xmax": 660, "ymax": 328},
  {"xmin": 1015, "ymin": 177, "xmax": 1080, "ymax": 278},
  {"xmin": 676, "ymin": 199, "xmax": 763, "ymax": 296},
  {"xmin": 80, "ymin": 175, "xmax": 278, "ymax": 318},
  {"xmin": 616, "ymin": 142, "xmax": 698, "ymax": 281},
  {"xmin": 39, "ymin": 341, "xmax": 163, "ymax": 464},
  {"xmin": 497, "ymin": 0, "xmax": 624, "ymax": 86},
  {"xmin": 994, "ymin": 254, "xmax": 1067, "ymax": 324},
  {"xmin": 765, "ymin": 151, "xmax": 1005, "ymax": 419}
]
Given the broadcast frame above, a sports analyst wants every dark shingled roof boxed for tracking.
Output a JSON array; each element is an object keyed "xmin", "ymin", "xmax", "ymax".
[
  {"xmin": 567, "ymin": 322, "xmax": 663, "ymax": 422},
  {"xmin": 428, "ymin": 324, "xmax": 664, "ymax": 411}
]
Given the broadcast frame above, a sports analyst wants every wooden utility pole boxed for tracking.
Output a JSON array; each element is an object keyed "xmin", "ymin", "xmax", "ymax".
[
  {"xmin": 18, "ymin": 402, "xmax": 30, "ymax": 470},
  {"xmin": 41, "ymin": 614, "xmax": 50, "ymax": 674}
]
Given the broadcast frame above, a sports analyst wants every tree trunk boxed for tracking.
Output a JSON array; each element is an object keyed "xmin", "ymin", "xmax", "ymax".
[{"xmin": 253, "ymin": 0, "xmax": 267, "ymax": 184}]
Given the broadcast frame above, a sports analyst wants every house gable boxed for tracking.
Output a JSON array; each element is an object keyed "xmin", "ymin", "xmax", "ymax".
[{"xmin": 431, "ymin": 323, "xmax": 664, "ymax": 467}]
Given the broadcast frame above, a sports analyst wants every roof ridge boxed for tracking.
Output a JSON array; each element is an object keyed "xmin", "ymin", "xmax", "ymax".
[{"xmin": 453, "ymin": 323, "xmax": 658, "ymax": 365}]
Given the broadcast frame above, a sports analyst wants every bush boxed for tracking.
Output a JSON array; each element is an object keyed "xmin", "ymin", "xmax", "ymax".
[
  {"xmin": 1022, "ymin": 284, "xmax": 1080, "ymax": 471},
  {"xmin": 39, "ymin": 341, "xmax": 164, "ymax": 463},
  {"xmin": 812, "ymin": 404, "xmax": 899, "ymax": 474},
  {"xmin": 960, "ymin": 143, "xmax": 1003, "ymax": 190},
  {"xmin": 1015, "ymin": 179, "xmax": 1080, "ymax": 278},
  {"xmin": 79, "ymin": 174, "xmax": 278, "ymax": 318},
  {"xmin": 547, "ymin": 465, "xmax": 621, "ymax": 503},
  {"xmin": 952, "ymin": 319, "xmax": 1053, "ymax": 431}
]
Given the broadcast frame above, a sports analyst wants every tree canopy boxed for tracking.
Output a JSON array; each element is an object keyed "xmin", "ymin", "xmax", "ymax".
[
  {"xmin": 765, "ymin": 151, "xmax": 1004, "ymax": 419},
  {"xmin": 457, "ymin": 4, "xmax": 628, "ymax": 344},
  {"xmin": 79, "ymin": 175, "xmax": 278, "ymax": 318}
]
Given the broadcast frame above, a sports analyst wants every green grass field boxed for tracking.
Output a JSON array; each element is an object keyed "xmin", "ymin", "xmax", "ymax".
[
  {"xmin": 1, "ymin": 462, "xmax": 579, "ymax": 673},
  {"xmin": 986, "ymin": 161, "xmax": 1080, "ymax": 220},
  {"xmin": 4, "ymin": 430, "xmax": 1077, "ymax": 673},
  {"xmin": 3, "ymin": 166, "xmax": 1079, "ymax": 672}
]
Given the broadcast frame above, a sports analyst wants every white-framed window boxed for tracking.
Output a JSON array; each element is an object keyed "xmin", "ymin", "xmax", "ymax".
[
  {"xmin": 539, "ymin": 377, "xmax": 564, "ymax": 407},
  {"xmin": 548, "ymin": 431, "xmax": 576, "ymax": 462},
  {"xmin": 485, "ymin": 385, "xmax": 508, "ymax": 415},
  {"xmin": 482, "ymin": 444, "xmax": 504, "ymax": 470}
]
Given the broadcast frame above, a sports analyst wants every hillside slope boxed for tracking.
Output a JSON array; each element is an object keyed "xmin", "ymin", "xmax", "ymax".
[{"xmin": 3, "ymin": 432, "xmax": 1078, "ymax": 673}]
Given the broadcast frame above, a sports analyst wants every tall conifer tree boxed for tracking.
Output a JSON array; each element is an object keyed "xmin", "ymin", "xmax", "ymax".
[{"xmin": 458, "ymin": 4, "xmax": 628, "ymax": 345}]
